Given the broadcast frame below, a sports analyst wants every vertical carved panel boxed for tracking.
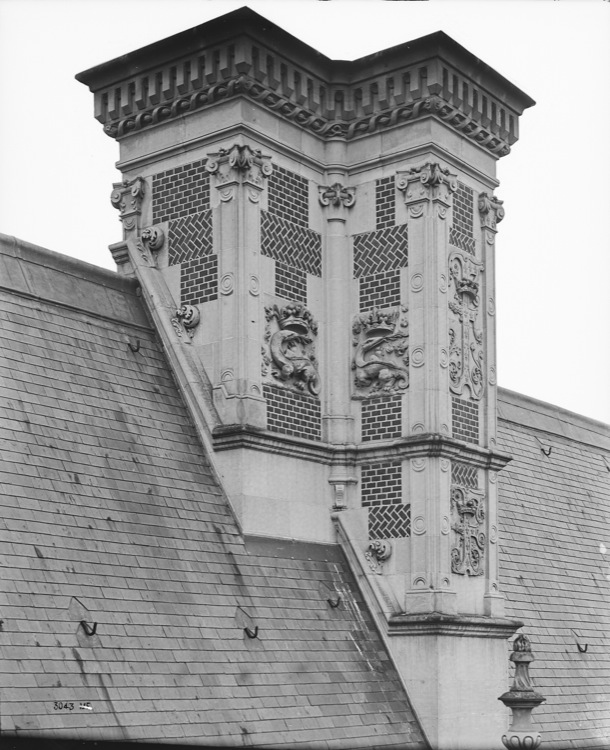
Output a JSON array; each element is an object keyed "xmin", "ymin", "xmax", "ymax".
[
  {"xmin": 448, "ymin": 251, "xmax": 484, "ymax": 401},
  {"xmin": 450, "ymin": 486, "xmax": 485, "ymax": 576}
]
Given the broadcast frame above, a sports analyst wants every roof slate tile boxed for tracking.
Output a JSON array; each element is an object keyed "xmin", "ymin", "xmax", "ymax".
[
  {"xmin": 498, "ymin": 395, "xmax": 610, "ymax": 746},
  {"xmin": 0, "ymin": 283, "xmax": 426, "ymax": 748}
]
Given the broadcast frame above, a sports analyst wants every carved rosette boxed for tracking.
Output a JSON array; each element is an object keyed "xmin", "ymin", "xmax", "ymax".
[
  {"xmin": 205, "ymin": 143, "xmax": 272, "ymax": 192},
  {"xmin": 450, "ymin": 486, "xmax": 486, "ymax": 576},
  {"xmin": 263, "ymin": 303, "xmax": 320, "ymax": 396},
  {"xmin": 110, "ymin": 176, "xmax": 145, "ymax": 234},
  {"xmin": 448, "ymin": 251, "xmax": 485, "ymax": 400},
  {"xmin": 397, "ymin": 162, "xmax": 457, "ymax": 216},
  {"xmin": 318, "ymin": 183, "xmax": 356, "ymax": 208},
  {"xmin": 351, "ymin": 306, "xmax": 409, "ymax": 399}
]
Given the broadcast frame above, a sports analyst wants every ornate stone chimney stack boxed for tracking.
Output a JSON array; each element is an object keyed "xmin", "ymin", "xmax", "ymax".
[{"xmin": 77, "ymin": 10, "xmax": 534, "ymax": 748}]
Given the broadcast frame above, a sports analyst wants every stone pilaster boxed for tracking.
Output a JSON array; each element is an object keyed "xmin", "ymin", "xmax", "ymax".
[
  {"xmin": 397, "ymin": 162, "xmax": 458, "ymax": 615},
  {"xmin": 319, "ymin": 172, "xmax": 358, "ymax": 509},
  {"xmin": 479, "ymin": 192, "xmax": 506, "ymax": 617},
  {"xmin": 206, "ymin": 144, "xmax": 272, "ymax": 428}
]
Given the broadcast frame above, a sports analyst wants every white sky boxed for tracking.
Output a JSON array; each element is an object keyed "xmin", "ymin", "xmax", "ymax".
[{"xmin": 1, "ymin": 0, "xmax": 609, "ymax": 423}]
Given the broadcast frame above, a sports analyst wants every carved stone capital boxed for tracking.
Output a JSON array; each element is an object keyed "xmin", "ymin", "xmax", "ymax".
[
  {"xmin": 397, "ymin": 162, "xmax": 457, "ymax": 206},
  {"xmin": 318, "ymin": 183, "xmax": 356, "ymax": 208},
  {"xmin": 478, "ymin": 192, "xmax": 505, "ymax": 231},
  {"xmin": 206, "ymin": 143, "xmax": 272, "ymax": 189},
  {"xmin": 110, "ymin": 176, "xmax": 145, "ymax": 233}
]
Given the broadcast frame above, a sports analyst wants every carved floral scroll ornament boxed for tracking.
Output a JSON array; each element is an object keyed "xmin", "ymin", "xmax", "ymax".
[
  {"xmin": 448, "ymin": 251, "xmax": 484, "ymax": 400},
  {"xmin": 263, "ymin": 304, "xmax": 320, "ymax": 396},
  {"xmin": 351, "ymin": 307, "xmax": 409, "ymax": 398},
  {"xmin": 450, "ymin": 486, "xmax": 485, "ymax": 576},
  {"xmin": 135, "ymin": 227, "xmax": 165, "ymax": 267},
  {"xmin": 364, "ymin": 540, "xmax": 392, "ymax": 575},
  {"xmin": 171, "ymin": 305, "xmax": 200, "ymax": 339}
]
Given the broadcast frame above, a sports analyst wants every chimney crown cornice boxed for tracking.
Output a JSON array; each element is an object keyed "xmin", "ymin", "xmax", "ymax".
[{"xmin": 76, "ymin": 7, "xmax": 534, "ymax": 156}]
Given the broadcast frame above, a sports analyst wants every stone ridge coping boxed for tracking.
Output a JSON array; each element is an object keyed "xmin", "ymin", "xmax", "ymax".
[
  {"xmin": 498, "ymin": 387, "xmax": 610, "ymax": 450},
  {"xmin": 76, "ymin": 7, "xmax": 533, "ymax": 112},
  {"xmin": 0, "ymin": 233, "xmax": 150, "ymax": 329}
]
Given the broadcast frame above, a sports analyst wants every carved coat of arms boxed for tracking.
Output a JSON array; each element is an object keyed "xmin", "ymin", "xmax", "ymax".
[
  {"xmin": 263, "ymin": 304, "xmax": 320, "ymax": 396},
  {"xmin": 351, "ymin": 307, "xmax": 409, "ymax": 398}
]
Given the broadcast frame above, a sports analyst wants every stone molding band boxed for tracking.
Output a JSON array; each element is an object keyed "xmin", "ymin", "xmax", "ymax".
[
  {"xmin": 388, "ymin": 613, "xmax": 523, "ymax": 639},
  {"xmin": 212, "ymin": 423, "xmax": 511, "ymax": 471}
]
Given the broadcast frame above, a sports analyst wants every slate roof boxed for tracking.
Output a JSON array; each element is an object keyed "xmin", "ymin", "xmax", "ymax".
[
  {"xmin": 498, "ymin": 390, "xmax": 610, "ymax": 749},
  {"xmin": 0, "ymin": 235, "xmax": 426, "ymax": 749}
]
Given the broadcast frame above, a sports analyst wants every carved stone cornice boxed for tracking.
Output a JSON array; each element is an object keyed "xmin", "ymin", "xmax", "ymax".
[
  {"xmin": 77, "ymin": 10, "xmax": 534, "ymax": 157},
  {"xmin": 318, "ymin": 183, "xmax": 356, "ymax": 208}
]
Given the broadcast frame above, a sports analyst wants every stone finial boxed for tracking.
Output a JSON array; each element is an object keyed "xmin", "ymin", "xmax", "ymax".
[{"xmin": 499, "ymin": 634, "xmax": 546, "ymax": 750}]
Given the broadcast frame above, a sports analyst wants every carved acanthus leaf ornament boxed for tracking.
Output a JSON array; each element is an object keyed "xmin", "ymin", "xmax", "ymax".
[
  {"xmin": 263, "ymin": 303, "xmax": 320, "ymax": 396},
  {"xmin": 351, "ymin": 307, "xmax": 409, "ymax": 398},
  {"xmin": 450, "ymin": 486, "xmax": 486, "ymax": 576},
  {"xmin": 448, "ymin": 251, "xmax": 485, "ymax": 400}
]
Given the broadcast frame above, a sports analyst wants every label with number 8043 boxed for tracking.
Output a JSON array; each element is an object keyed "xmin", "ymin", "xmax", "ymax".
[{"xmin": 53, "ymin": 702, "xmax": 74, "ymax": 711}]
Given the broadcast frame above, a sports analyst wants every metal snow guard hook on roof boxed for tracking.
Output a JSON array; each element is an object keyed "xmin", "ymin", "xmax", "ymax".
[
  {"xmin": 235, "ymin": 605, "xmax": 259, "ymax": 639},
  {"xmin": 80, "ymin": 620, "xmax": 98, "ymax": 637}
]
